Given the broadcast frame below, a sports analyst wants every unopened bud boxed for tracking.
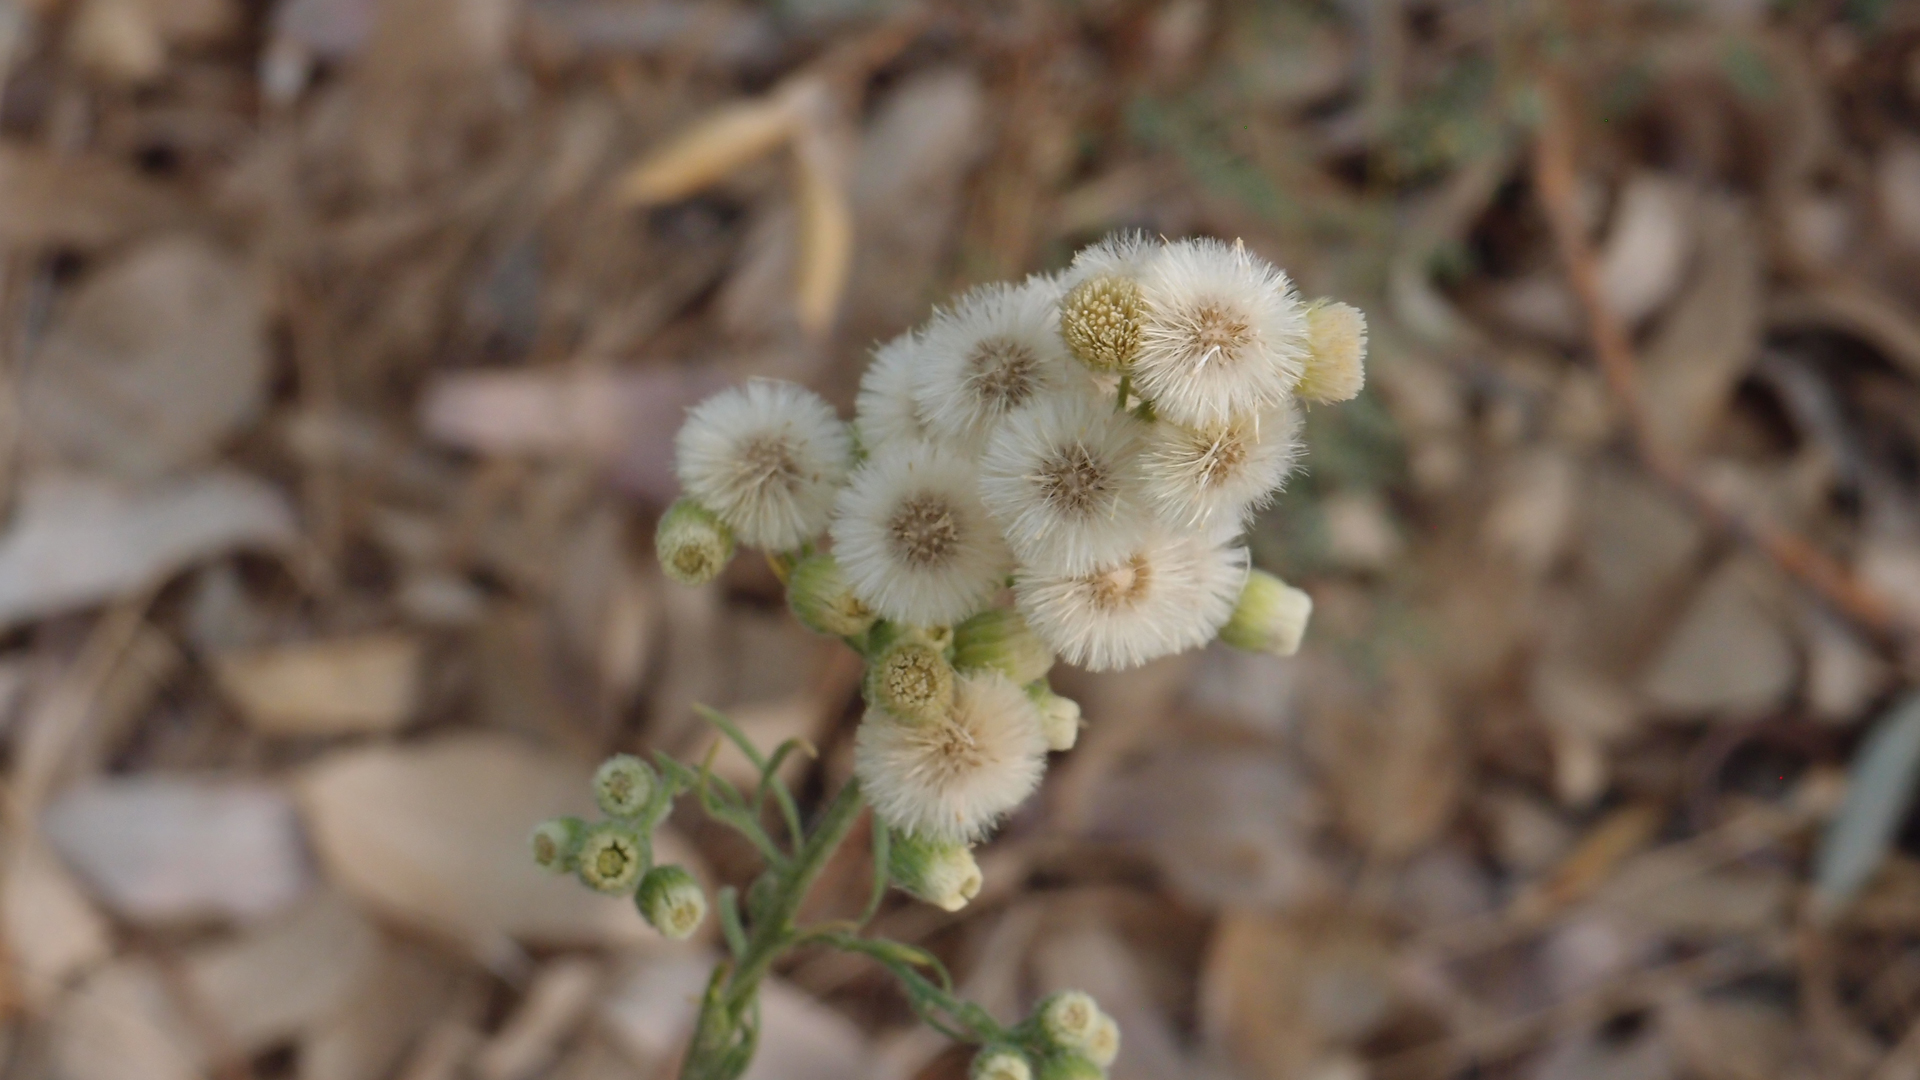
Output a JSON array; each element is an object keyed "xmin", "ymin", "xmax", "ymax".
[
  {"xmin": 575, "ymin": 823, "xmax": 647, "ymax": 894},
  {"xmin": 1032, "ymin": 1053, "xmax": 1103, "ymax": 1080},
  {"xmin": 865, "ymin": 637, "xmax": 955, "ymax": 726},
  {"xmin": 953, "ymin": 608, "xmax": 1053, "ymax": 685},
  {"xmin": 1026, "ymin": 685, "xmax": 1081, "ymax": 752},
  {"xmin": 1086, "ymin": 1014, "xmax": 1120, "ymax": 1068},
  {"xmin": 1219, "ymin": 570, "xmax": 1312, "ymax": 657},
  {"xmin": 971, "ymin": 1046, "xmax": 1033, "ymax": 1080},
  {"xmin": 888, "ymin": 830, "xmax": 983, "ymax": 912},
  {"xmin": 1036, "ymin": 991, "xmax": 1102, "ymax": 1052},
  {"xmin": 1060, "ymin": 275, "xmax": 1143, "ymax": 374},
  {"xmin": 530, "ymin": 817, "xmax": 586, "ymax": 874},
  {"xmin": 1296, "ymin": 300, "xmax": 1367, "ymax": 404},
  {"xmin": 656, "ymin": 498, "xmax": 735, "ymax": 586},
  {"xmin": 787, "ymin": 553, "xmax": 877, "ymax": 638},
  {"xmin": 636, "ymin": 864, "xmax": 707, "ymax": 939},
  {"xmin": 593, "ymin": 754, "xmax": 655, "ymax": 819}
]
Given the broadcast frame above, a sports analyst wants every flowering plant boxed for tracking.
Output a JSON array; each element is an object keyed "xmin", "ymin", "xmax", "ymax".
[{"xmin": 533, "ymin": 234, "xmax": 1366, "ymax": 1080}]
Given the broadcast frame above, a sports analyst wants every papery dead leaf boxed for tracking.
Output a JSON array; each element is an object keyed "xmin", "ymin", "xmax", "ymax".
[
  {"xmin": 615, "ymin": 93, "xmax": 802, "ymax": 206},
  {"xmin": 0, "ymin": 470, "xmax": 294, "ymax": 631},
  {"xmin": 1642, "ymin": 558, "xmax": 1794, "ymax": 720},
  {"xmin": 473, "ymin": 957, "xmax": 603, "ymax": 1080},
  {"xmin": 1813, "ymin": 692, "xmax": 1920, "ymax": 923},
  {"xmin": 213, "ymin": 634, "xmax": 424, "ymax": 736},
  {"xmin": 41, "ymin": 776, "xmax": 313, "ymax": 925}
]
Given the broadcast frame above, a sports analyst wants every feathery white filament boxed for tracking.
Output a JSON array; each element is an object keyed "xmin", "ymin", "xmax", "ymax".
[
  {"xmin": 674, "ymin": 380, "xmax": 851, "ymax": 551},
  {"xmin": 830, "ymin": 443, "xmax": 1010, "ymax": 626},
  {"xmin": 910, "ymin": 276, "xmax": 1083, "ymax": 452},
  {"xmin": 855, "ymin": 331, "xmax": 937, "ymax": 454},
  {"xmin": 1140, "ymin": 403, "xmax": 1301, "ymax": 529},
  {"xmin": 855, "ymin": 672, "xmax": 1048, "ymax": 843},
  {"xmin": 1014, "ymin": 527, "xmax": 1249, "ymax": 671},
  {"xmin": 978, "ymin": 391, "xmax": 1151, "ymax": 575},
  {"xmin": 1131, "ymin": 238, "xmax": 1307, "ymax": 429}
]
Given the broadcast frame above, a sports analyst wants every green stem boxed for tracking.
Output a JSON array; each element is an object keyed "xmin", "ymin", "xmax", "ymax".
[{"xmin": 680, "ymin": 778, "xmax": 868, "ymax": 1080}]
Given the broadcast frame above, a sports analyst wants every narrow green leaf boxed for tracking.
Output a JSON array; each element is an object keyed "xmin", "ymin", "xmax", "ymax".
[{"xmin": 1814, "ymin": 692, "xmax": 1920, "ymax": 922}]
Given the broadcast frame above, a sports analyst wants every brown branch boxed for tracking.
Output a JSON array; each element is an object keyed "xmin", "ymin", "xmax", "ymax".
[{"xmin": 1530, "ymin": 80, "xmax": 1915, "ymax": 646}]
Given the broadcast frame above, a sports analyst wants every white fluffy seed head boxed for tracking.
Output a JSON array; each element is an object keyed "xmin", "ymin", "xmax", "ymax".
[
  {"xmin": 1132, "ymin": 238, "xmax": 1308, "ymax": 429},
  {"xmin": 830, "ymin": 443, "xmax": 1011, "ymax": 626},
  {"xmin": 1014, "ymin": 527, "xmax": 1249, "ymax": 672},
  {"xmin": 675, "ymin": 380, "xmax": 852, "ymax": 551},
  {"xmin": 978, "ymin": 392, "xmax": 1152, "ymax": 576},
  {"xmin": 1140, "ymin": 403, "xmax": 1301, "ymax": 530},
  {"xmin": 855, "ymin": 671, "xmax": 1048, "ymax": 843},
  {"xmin": 1297, "ymin": 299, "xmax": 1368, "ymax": 404},
  {"xmin": 855, "ymin": 330, "xmax": 939, "ymax": 454},
  {"xmin": 911, "ymin": 276, "xmax": 1084, "ymax": 453}
]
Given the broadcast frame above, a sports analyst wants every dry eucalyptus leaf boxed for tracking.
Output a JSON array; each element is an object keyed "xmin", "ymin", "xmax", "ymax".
[
  {"xmin": 1639, "ymin": 197, "xmax": 1762, "ymax": 456},
  {"xmin": 0, "ymin": 838, "xmax": 113, "ymax": 1008},
  {"xmin": 184, "ymin": 891, "xmax": 380, "ymax": 1051},
  {"xmin": 50, "ymin": 958, "xmax": 200, "ymax": 1080},
  {"xmin": 0, "ymin": 470, "xmax": 295, "ymax": 631},
  {"xmin": 1813, "ymin": 693, "xmax": 1920, "ymax": 922},
  {"xmin": 1202, "ymin": 910, "xmax": 1397, "ymax": 1080},
  {"xmin": 1592, "ymin": 845, "xmax": 1790, "ymax": 936},
  {"xmin": 1642, "ymin": 559, "xmax": 1795, "ymax": 719},
  {"xmin": 1597, "ymin": 172, "xmax": 1698, "ymax": 328},
  {"xmin": 1316, "ymin": 671, "xmax": 1461, "ymax": 861},
  {"xmin": 24, "ymin": 237, "xmax": 268, "ymax": 482},
  {"xmin": 296, "ymin": 734, "xmax": 665, "ymax": 948},
  {"xmin": 473, "ymin": 957, "xmax": 604, "ymax": 1080},
  {"xmin": 213, "ymin": 634, "xmax": 424, "ymax": 736},
  {"xmin": 301, "ymin": 937, "xmax": 464, "ymax": 1080},
  {"xmin": 0, "ymin": 146, "xmax": 181, "ymax": 249},
  {"xmin": 41, "ymin": 776, "xmax": 313, "ymax": 924}
]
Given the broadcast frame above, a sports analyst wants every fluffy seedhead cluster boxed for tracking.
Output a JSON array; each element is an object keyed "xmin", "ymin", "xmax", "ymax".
[
  {"xmin": 659, "ymin": 231, "xmax": 1363, "ymax": 893},
  {"xmin": 632, "ymin": 233, "xmax": 1365, "ymax": 1078}
]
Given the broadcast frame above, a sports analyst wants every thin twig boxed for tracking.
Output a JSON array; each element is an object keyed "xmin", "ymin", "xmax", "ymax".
[{"xmin": 1529, "ymin": 79, "xmax": 1916, "ymax": 646}]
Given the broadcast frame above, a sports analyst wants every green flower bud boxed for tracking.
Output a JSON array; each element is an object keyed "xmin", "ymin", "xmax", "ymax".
[
  {"xmin": 575, "ymin": 823, "xmax": 647, "ymax": 894},
  {"xmin": 636, "ymin": 864, "xmax": 707, "ymax": 939},
  {"xmin": 864, "ymin": 637, "xmax": 955, "ymax": 726},
  {"xmin": 656, "ymin": 498, "xmax": 735, "ymax": 586},
  {"xmin": 1035, "ymin": 991, "xmax": 1101, "ymax": 1053},
  {"xmin": 787, "ymin": 553, "xmax": 877, "ymax": 638},
  {"xmin": 1218, "ymin": 570, "xmax": 1312, "ymax": 657},
  {"xmin": 971, "ymin": 1046, "xmax": 1033, "ymax": 1080},
  {"xmin": 887, "ymin": 830, "xmax": 983, "ymax": 912},
  {"xmin": 953, "ymin": 608, "xmax": 1053, "ymax": 685},
  {"xmin": 592, "ymin": 754, "xmax": 655, "ymax": 819},
  {"xmin": 1032, "ymin": 1052, "xmax": 1103, "ymax": 1080},
  {"xmin": 1026, "ymin": 684, "xmax": 1081, "ymax": 752},
  {"xmin": 1085, "ymin": 1014, "xmax": 1119, "ymax": 1068},
  {"xmin": 1060, "ymin": 275, "xmax": 1143, "ymax": 374},
  {"xmin": 1296, "ymin": 299, "xmax": 1368, "ymax": 404},
  {"xmin": 530, "ymin": 816, "xmax": 587, "ymax": 874}
]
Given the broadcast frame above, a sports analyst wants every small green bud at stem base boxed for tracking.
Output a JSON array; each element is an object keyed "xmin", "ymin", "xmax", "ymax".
[
  {"xmin": 953, "ymin": 608, "xmax": 1053, "ymax": 685},
  {"xmin": 576, "ymin": 824, "xmax": 647, "ymax": 894},
  {"xmin": 787, "ymin": 553, "xmax": 877, "ymax": 638},
  {"xmin": 637, "ymin": 864, "xmax": 708, "ymax": 939},
  {"xmin": 887, "ymin": 830, "xmax": 983, "ymax": 911},
  {"xmin": 1026, "ymin": 684, "xmax": 1081, "ymax": 752},
  {"xmin": 1035, "ymin": 990, "xmax": 1102, "ymax": 1052},
  {"xmin": 593, "ymin": 754, "xmax": 656, "ymax": 819},
  {"xmin": 530, "ymin": 817, "xmax": 587, "ymax": 873},
  {"xmin": 1219, "ymin": 570, "xmax": 1312, "ymax": 657},
  {"xmin": 656, "ymin": 499, "xmax": 736, "ymax": 586},
  {"xmin": 1032, "ymin": 1052, "xmax": 1104, "ymax": 1080},
  {"xmin": 1297, "ymin": 299, "xmax": 1368, "ymax": 405}
]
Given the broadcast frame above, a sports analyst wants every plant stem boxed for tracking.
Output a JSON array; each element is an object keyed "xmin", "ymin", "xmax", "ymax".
[{"xmin": 680, "ymin": 778, "xmax": 867, "ymax": 1080}]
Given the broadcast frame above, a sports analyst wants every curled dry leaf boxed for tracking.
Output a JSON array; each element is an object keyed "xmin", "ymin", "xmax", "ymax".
[
  {"xmin": 295, "ymin": 734, "xmax": 688, "ymax": 949},
  {"xmin": 1639, "ymin": 197, "xmax": 1762, "ymax": 456},
  {"xmin": 0, "ymin": 471, "xmax": 295, "ymax": 632},
  {"xmin": 41, "ymin": 776, "xmax": 313, "ymax": 925},
  {"xmin": 615, "ymin": 91, "xmax": 804, "ymax": 206},
  {"xmin": 213, "ymin": 633, "xmax": 424, "ymax": 736},
  {"xmin": 791, "ymin": 113, "xmax": 854, "ymax": 337}
]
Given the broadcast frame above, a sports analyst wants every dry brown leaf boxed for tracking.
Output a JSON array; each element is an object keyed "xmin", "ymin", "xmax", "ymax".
[
  {"xmin": 295, "ymin": 734, "xmax": 679, "ymax": 949},
  {"xmin": 1597, "ymin": 173, "xmax": 1698, "ymax": 328},
  {"xmin": 301, "ymin": 936, "xmax": 463, "ymax": 1080},
  {"xmin": 184, "ymin": 890, "xmax": 380, "ymax": 1052},
  {"xmin": 474, "ymin": 957, "xmax": 603, "ymax": 1080},
  {"xmin": 41, "ymin": 776, "xmax": 313, "ymax": 925},
  {"xmin": 1642, "ymin": 558, "xmax": 1795, "ymax": 720},
  {"xmin": 1316, "ymin": 670, "xmax": 1461, "ymax": 861},
  {"xmin": 49, "ymin": 958, "xmax": 199, "ymax": 1080},
  {"xmin": 213, "ymin": 634, "xmax": 424, "ymax": 736},
  {"xmin": 24, "ymin": 237, "xmax": 268, "ymax": 483},
  {"xmin": 790, "ymin": 110, "xmax": 854, "ymax": 337},
  {"xmin": 615, "ymin": 93, "xmax": 803, "ymax": 206},
  {"xmin": 1201, "ymin": 910, "xmax": 1397, "ymax": 1079},
  {"xmin": 0, "ymin": 471, "xmax": 295, "ymax": 632},
  {"xmin": 1639, "ymin": 197, "xmax": 1762, "ymax": 456},
  {"xmin": 0, "ymin": 838, "xmax": 113, "ymax": 1009},
  {"xmin": 0, "ymin": 146, "xmax": 181, "ymax": 249}
]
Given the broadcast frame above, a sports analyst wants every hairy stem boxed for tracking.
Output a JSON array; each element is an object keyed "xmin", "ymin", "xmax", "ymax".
[{"xmin": 680, "ymin": 778, "xmax": 867, "ymax": 1080}]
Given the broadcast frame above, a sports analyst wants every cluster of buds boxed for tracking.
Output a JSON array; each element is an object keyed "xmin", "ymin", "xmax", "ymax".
[
  {"xmin": 971, "ymin": 991, "xmax": 1122, "ymax": 1080},
  {"xmin": 656, "ymin": 233, "xmax": 1360, "ymax": 912},
  {"xmin": 531, "ymin": 755, "xmax": 708, "ymax": 939}
]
